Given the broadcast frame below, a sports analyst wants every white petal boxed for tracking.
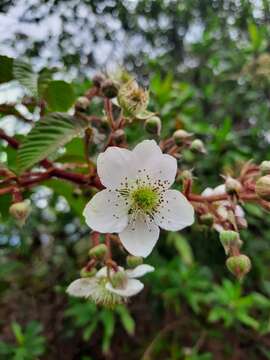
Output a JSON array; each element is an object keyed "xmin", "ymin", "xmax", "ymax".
[
  {"xmin": 96, "ymin": 266, "xmax": 124, "ymax": 278},
  {"xmin": 154, "ymin": 190, "xmax": 194, "ymax": 231},
  {"xmin": 97, "ymin": 147, "xmax": 135, "ymax": 189},
  {"xmin": 106, "ymin": 278, "xmax": 144, "ymax": 297},
  {"xmin": 235, "ymin": 205, "xmax": 245, "ymax": 218},
  {"xmin": 126, "ymin": 264, "xmax": 155, "ymax": 278},
  {"xmin": 119, "ymin": 214, "xmax": 160, "ymax": 257},
  {"xmin": 66, "ymin": 278, "xmax": 97, "ymax": 298},
  {"xmin": 213, "ymin": 184, "xmax": 226, "ymax": 195},
  {"xmin": 83, "ymin": 189, "xmax": 128, "ymax": 233},
  {"xmin": 133, "ymin": 140, "xmax": 177, "ymax": 188},
  {"xmin": 201, "ymin": 187, "xmax": 214, "ymax": 196}
]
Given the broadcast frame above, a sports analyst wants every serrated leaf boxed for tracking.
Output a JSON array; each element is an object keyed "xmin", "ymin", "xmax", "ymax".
[
  {"xmin": 0, "ymin": 55, "xmax": 14, "ymax": 84},
  {"xmin": 17, "ymin": 113, "xmax": 87, "ymax": 173},
  {"xmin": 44, "ymin": 80, "xmax": 76, "ymax": 111},
  {"xmin": 13, "ymin": 59, "xmax": 38, "ymax": 97}
]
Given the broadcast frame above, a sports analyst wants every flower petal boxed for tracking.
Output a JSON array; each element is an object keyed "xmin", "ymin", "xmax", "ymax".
[
  {"xmin": 126, "ymin": 264, "xmax": 155, "ymax": 278},
  {"xmin": 154, "ymin": 190, "xmax": 194, "ymax": 231},
  {"xmin": 133, "ymin": 140, "xmax": 177, "ymax": 188},
  {"xmin": 201, "ymin": 187, "xmax": 214, "ymax": 196},
  {"xmin": 83, "ymin": 189, "xmax": 128, "ymax": 233},
  {"xmin": 96, "ymin": 266, "xmax": 124, "ymax": 278},
  {"xmin": 97, "ymin": 147, "xmax": 135, "ymax": 189},
  {"xmin": 119, "ymin": 214, "xmax": 160, "ymax": 257},
  {"xmin": 106, "ymin": 278, "xmax": 144, "ymax": 297},
  {"xmin": 66, "ymin": 278, "xmax": 97, "ymax": 298}
]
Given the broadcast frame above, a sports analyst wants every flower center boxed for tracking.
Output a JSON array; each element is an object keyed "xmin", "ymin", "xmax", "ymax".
[{"xmin": 131, "ymin": 187, "xmax": 159, "ymax": 213}]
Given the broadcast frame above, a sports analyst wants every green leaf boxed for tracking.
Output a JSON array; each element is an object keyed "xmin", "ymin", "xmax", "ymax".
[
  {"xmin": 100, "ymin": 310, "xmax": 115, "ymax": 353},
  {"xmin": 37, "ymin": 67, "xmax": 56, "ymax": 97},
  {"xmin": 248, "ymin": 22, "xmax": 262, "ymax": 51},
  {"xmin": 11, "ymin": 322, "xmax": 24, "ymax": 345},
  {"xmin": 44, "ymin": 80, "xmax": 76, "ymax": 111},
  {"xmin": 13, "ymin": 59, "xmax": 38, "ymax": 97},
  {"xmin": 167, "ymin": 232, "xmax": 194, "ymax": 265},
  {"xmin": 17, "ymin": 113, "xmax": 88, "ymax": 173},
  {"xmin": 0, "ymin": 55, "xmax": 14, "ymax": 84},
  {"xmin": 116, "ymin": 305, "xmax": 135, "ymax": 335}
]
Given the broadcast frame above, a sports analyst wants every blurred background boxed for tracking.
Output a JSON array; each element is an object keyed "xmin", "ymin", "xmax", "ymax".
[{"xmin": 1, "ymin": 0, "xmax": 270, "ymax": 359}]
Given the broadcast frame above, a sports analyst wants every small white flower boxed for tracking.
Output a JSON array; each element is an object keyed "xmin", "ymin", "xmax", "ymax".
[
  {"xmin": 202, "ymin": 185, "xmax": 245, "ymax": 232},
  {"xmin": 83, "ymin": 140, "xmax": 194, "ymax": 257},
  {"xmin": 66, "ymin": 264, "xmax": 154, "ymax": 306}
]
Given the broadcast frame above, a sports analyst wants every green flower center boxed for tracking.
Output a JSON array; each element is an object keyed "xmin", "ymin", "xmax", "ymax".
[{"xmin": 131, "ymin": 187, "xmax": 159, "ymax": 213}]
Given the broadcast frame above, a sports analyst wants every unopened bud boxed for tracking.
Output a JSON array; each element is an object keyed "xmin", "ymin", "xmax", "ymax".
[
  {"xmin": 260, "ymin": 161, "xmax": 270, "ymax": 175},
  {"xmin": 110, "ymin": 271, "xmax": 128, "ymax": 289},
  {"xmin": 219, "ymin": 230, "xmax": 240, "ymax": 255},
  {"xmin": 88, "ymin": 244, "xmax": 107, "ymax": 260},
  {"xmin": 199, "ymin": 213, "xmax": 214, "ymax": 226},
  {"xmin": 190, "ymin": 139, "xmax": 206, "ymax": 154},
  {"xmin": 226, "ymin": 254, "xmax": 251, "ymax": 279},
  {"xmin": 173, "ymin": 129, "xmax": 193, "ymax": 145},
  {"xmin": 225, "ymin": 176, "xmax": 242, "ymax": 195},
  {"xmin": 80, "ymin": 267, "xmax": 97, "ymax": 278},
  {"xmin": 9, "ymin": 200, "xmax": 31, "ymax": 226},
  {"xmin": 145, "ymin": 116, "xmax": 161, "ymax": 136},
  {"xmin": 126, "ymin": 255, "xmax": 143, "ymax": 268},
  {"xmin": 92, "ymin": 73, "xmax": 106, "ymax": 87},
  {"xmin": 75, "ymin": 96, "xmax": 90, "ymax": 111},
  {"xmin": 112, "ymin": 129, "xmax": 126, "ymax": 145},
  {"xmin": 255, "ymin": 175, "xmax": 270, "ymax": 201},
  {"xmin": 101, "ymin": 80, "xmax": 119, "ymax": 98},
  {"xmin": 180, "ymin": 170, "xmax": 193, "ymax": 181}
]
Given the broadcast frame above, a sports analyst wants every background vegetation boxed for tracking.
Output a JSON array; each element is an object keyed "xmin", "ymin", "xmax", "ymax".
[{"xmin": 1, "ymin": 1, "xmax": 270, "ymax": 359}]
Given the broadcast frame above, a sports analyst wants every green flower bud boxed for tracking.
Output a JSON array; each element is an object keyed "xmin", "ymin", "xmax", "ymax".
[
  {"xmin": 199, "ymin": 213, "xmax": 214, "ymax": 226},
  {"xmin": 225, "ymin": 176, "xmax": 242, "ymax": 195},
  {"xmin": 75, "ymin": 96, "xmax": 90, "ymax": 111},
  {"xmin": 190, "ymin": 139, "xmax": 206, "ymax": 154},
  {"xmin": 173, "ymin": 129, "xmax": 193, "ymax": 145},
  {"xmin": 88, "ymin": 244, "xmax": 107, "ymax": 260},
  {"xmin": 80, "ymin": 267, "xmax": 97, "ymax": 278},
  {"xmin": 144, "ymin": 116, "xmax": 162, "ymax": 136},
  {"xmin": 117, "ymin": 79, "xmax": 149, "ymax": 117},
  {"xmin": 9, "ymin": 200, "xmax": 31, "ymax": 226},
  {"xmin": 219, "ymin": 230, "xmax": 240, "ymax": 255},
  {"xmin": 180, "ymin": 170, "xmax": 193, "ymax": 181},
  {"xmin": 101, "ymin": 79, "xmax": 119, "ymax": 98},
  {"xmin": 260, "ymin": 161, "xmax": 270, "ymax": 176},
  {"xmin": 255, "ymin": 175, "xmax": 270, "ymax": 201},
  {"xmin": 226, "ymin": 254, "xmax": 251, "ymax": 279},
  {"xmin": 110, "ymin": 271, "xmax": 128, "ymax": 289},
  {"xmin": 126, "ymin": 255, "xmax": 143, "ymax": 268}
]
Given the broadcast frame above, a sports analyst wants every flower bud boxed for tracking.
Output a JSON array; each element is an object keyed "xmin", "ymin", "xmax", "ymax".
[
  {"xmin": 219, "ymin": 230, "xmax": 240, "ymax": 255},
  {"xmin": 144, "ymin": 116, "xmax": 161, "ymax": 136},
  {"xmin": 101, "ymin": 79, "xmax": 119, "ymax": 98},
  {"xmin": 110, "ymin": 271, "xmax": 128, "ymax": 289},
  {"xmin": 190, "ymin": 139, "xmax": 206, "ymax": 154},
  {"xmin": 199, "ymin": 213, "xmax": 214, "ymax": 226},
  {"xmin": 92, "ymin": 73, "xmax": 106, "ymax": 87},
  {"xmin": 117, "ymin": 80, "xmax": 149, "ymax": 117},
  {"xmin": 255, "ymin": 175, "xmax": 270, "ymax": 201},
  {"xmin": 180, "ymin": 170, "xmax": 193, "ymax": 181},
  {"xmin": 226, "ymin": 254, "xmax": 251, "ymax": 279},
  {"xmin": 260, "ymin": 161, "xmax": 270, "ymax": 175},
  {"xmin": 88, "ymin": 244, "xmax": 107, "ymax": 260},
  {"xmin": 173, "ymin": 129, "xmax": 193, "ymax": 145},
  {"xmin": 126, "ymin": 255, "xmax": 143, "ymax": 268},
  {"xmin": 9, "ymin": 200, "xmax": 31, "ymax": 226},
  {"xmin": 75, "ymin": 96, "xmax": 90, "ymax": 111},
  {"xmin": 225, "ymin": 176, "xmax": 242, "ymax": 195},
  {"xmin": 80, "ymin": 267, "xmax": 97, "ymax": 278}
]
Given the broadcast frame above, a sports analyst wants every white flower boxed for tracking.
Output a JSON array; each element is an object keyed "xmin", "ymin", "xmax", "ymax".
[
  {"xmin": 202, "ymin": 185, "xmax": 245, "ymax": 232},
  {"xmin": 66, "ymin": 264, "xmax": 154, "ymax": 306},
  {"xmin": 83, "ymin": 140, "xmax": 194, "ymax": 257}
]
